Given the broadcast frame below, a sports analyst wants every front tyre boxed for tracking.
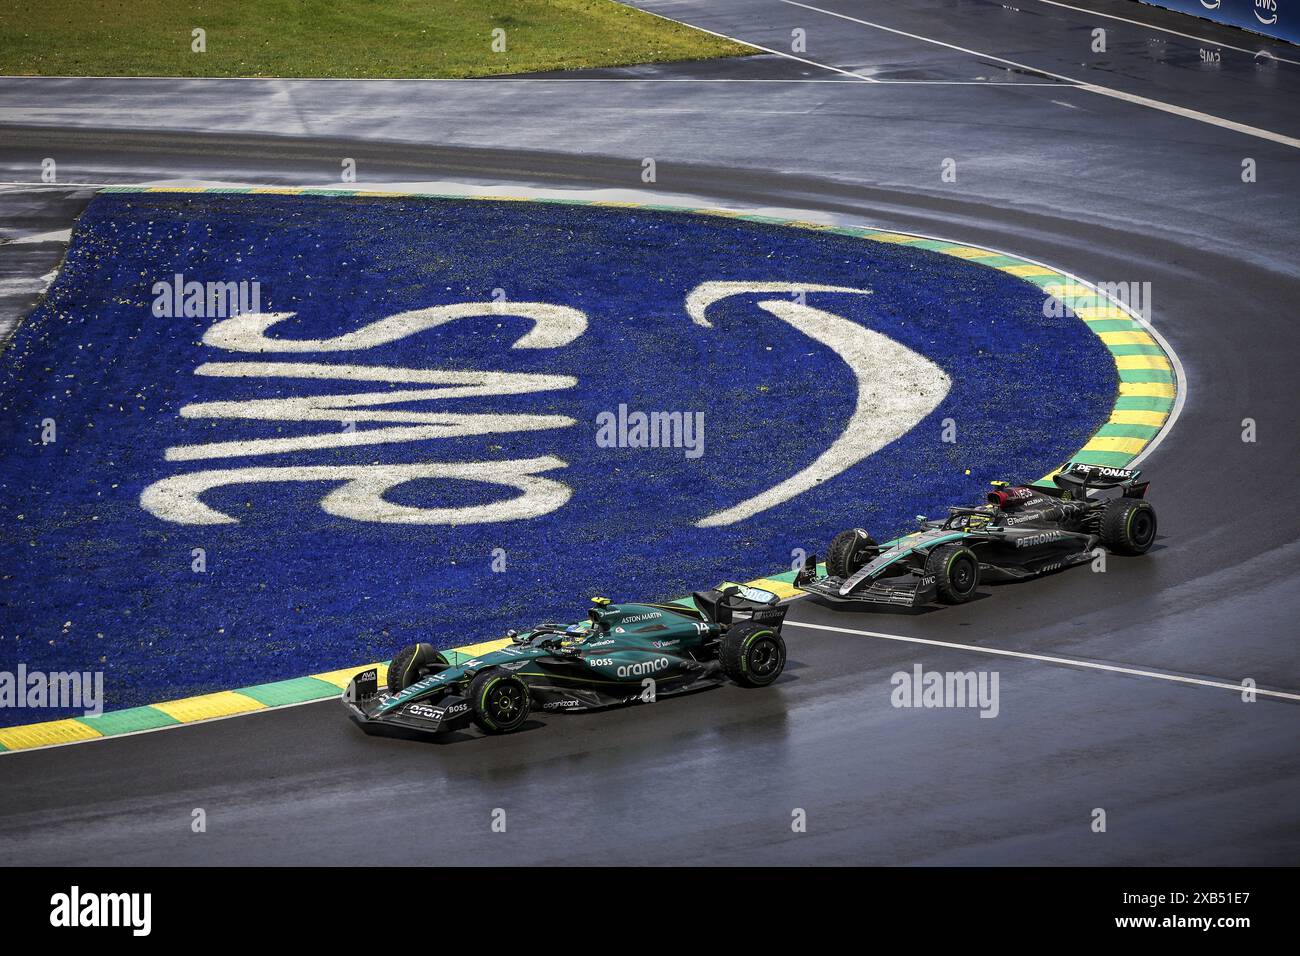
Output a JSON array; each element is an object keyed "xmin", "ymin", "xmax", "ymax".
[
  {"xmin": 468, "ymin": 668, "xmax": 532, "ymax": 734},
  {"xmin": 1100, "ymin": 498, "xmax": 1157, "ymax": 555},
  {"xmin": 926, "ymin": 544, "xmax": 981, "ymax": 604},
  {"xmin": 719, "ymin": 622, "xmax": 787, "ymax": 688},
  {"xmin": 387, "ymin": 643, "xmax": 451, "ymax": 693},
  {"xmin": 826, "ymin": 528, "xmax": 878, "ymax": 578}
]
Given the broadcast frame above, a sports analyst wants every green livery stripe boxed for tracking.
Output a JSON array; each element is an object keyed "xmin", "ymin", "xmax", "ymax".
[{"xmin": 0, "ymin": 186, "xmax": 1180, "ymax": 754}]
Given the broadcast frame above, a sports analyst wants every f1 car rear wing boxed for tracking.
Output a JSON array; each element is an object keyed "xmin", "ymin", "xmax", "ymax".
[
  {"xmin": 1051, "ymin": 461, "xmax": 1149, "ymax": 498},
  {"xmin": 693, "ymin": 582, "xmax": 788, "ymax": 627}
]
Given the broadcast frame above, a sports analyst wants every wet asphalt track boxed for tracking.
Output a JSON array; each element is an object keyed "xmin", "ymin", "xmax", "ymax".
[{"xmin": 0, "ymin": 0, "xmax": 1297, "ymax": 864}]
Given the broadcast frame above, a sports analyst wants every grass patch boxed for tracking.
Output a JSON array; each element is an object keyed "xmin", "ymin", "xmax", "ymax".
[{"xmin": 0, "ymin": 0, "xmax": 754, "ymax": 78}]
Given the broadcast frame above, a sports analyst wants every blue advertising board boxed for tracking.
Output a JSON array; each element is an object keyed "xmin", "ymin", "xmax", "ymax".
[{"xmin": 1136, "ymin": 0, "xmax": 1299, "ymax": 45}]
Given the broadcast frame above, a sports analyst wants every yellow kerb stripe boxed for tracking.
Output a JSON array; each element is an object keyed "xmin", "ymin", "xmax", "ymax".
[
  {"xmin": 1120, "ymin": 382, "xmax": 1176, "ymax": 398},
  {"xmin": 1043, "ymin": 282, "xmax": 1093, "ymax": 298},
  {"xmin": 1115, "ymin": 354, "xmax": 1172, "ymax": 371},
  {"xmin": 152, "ymin": 691, "xmax": 265, "ymax": 723},
  {"xmin": 865, "ymin": 232, "xmax": 923, "ymax": 243},
  {"xmin": 1110, "ymin": 410, "xmax": 1167, "ymax": 427},
  {"xmin": 1074, "ymin": 305, "xmax": 1129, "ymax": 321},
  {"xmin": 0, "ymin": 718, "xmax": 103, "ymax": 750},
  {"xmin": 746, "ymin": 577, "xmax": 803, "ymax": 600},
  {"xmin": 451, "ymin": 638, "xmax": 513, "ymax": 659},
  {"xmin": 1001, "ymin": 264, "xmax": 1060, "ymax": 278},
  {"xmin": 1083, "ymin": 436, "xmax": 1148, "ymax": 455},
  {"xmin": 312, "ymin": 662, "xmax": 386, "ymax": 690},
  {"xmin": 1099, "ymin": 330, "xmax": 1157, "ymax": 346},
  {"xmin": 942, "ymin": 245, "xmax": 999, "ymax": 259}
]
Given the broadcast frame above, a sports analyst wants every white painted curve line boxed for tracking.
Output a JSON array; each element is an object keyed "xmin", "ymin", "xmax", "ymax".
[
  {"xmin": 841, "ymin": 221, "xmax": 1187, "ymax": 468},
  {"xmin": 1032, "ymin": 0, "xmax": 1300, "ymax": 68},
  {"xmin": 6, "ymin": 228, "xmax": 71, "ymax": 244},
  {"xmin": 779, "ymin": 0, "xmax": 1300, "ymax": 148},
  {"xmin": 785, "ymin": 620, "xmax": 1300, "ymax": 702},
  {"xmin": 613, "ymin": 0, "xmax": 879, "ymax": 81}
]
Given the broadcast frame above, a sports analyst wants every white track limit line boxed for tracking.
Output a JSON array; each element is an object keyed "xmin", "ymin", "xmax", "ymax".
[
  {"xmin": 616, "ymin": 0, "xmax": 879, "ymax": 81},
  {"xmin": 779, "ymin": 0, "xmax": 1300, "ymax": 149},
  {"xmin": 785, "ymin": 620, "xmax": 1300, "ymax": 702}
]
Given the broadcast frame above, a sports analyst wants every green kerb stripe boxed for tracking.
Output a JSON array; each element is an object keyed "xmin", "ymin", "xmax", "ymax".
[
  {"xmin": 902, "ymin": 239, "xmax": 957, "ymax": 251},
  {"xmin": 1096, "ymin": 423, "xmax": 1161, "ymax": 439},
  {"xmin": 1119, "ymin": 368, "xmax": 1175, "ymax": 383},
  {"xmin": 964, "ymin": 254, "xmax": 1022, "ymax": 267},
  {"xmin": 1072, "ymin": 450, "xmax": 1133, "ymax": 467},
  {"xmin": 236, "ymin": 676, "xmax": 340, "ymax": 707},
  {"xmin": 76, "ymin": 705, "xmax": 179, "ymax": 736},
  {"xmin": 1107, "ymin": 344, "xmax": 1166, "ymax": 356},
  {"xmin": 1115, "ymin": 396, "xmax": 1174, "ymax": 412}
]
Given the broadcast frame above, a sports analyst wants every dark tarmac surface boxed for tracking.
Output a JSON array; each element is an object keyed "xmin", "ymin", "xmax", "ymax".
[{"xmin": 0, "ymin": 0, "xmax": 1296, "ymax": 864}]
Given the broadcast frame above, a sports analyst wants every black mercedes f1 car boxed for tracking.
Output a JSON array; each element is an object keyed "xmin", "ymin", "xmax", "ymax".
[
  {"xmin": 343, "ymin": 583, "xmax": 788, "ymax": 740},
  {"xmin": 795, "ymin": 462, "xmax": 1157, "ymax": 607}
]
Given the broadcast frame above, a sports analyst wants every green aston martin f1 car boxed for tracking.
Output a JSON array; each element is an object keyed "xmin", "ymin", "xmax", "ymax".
[
  {"xmin": 796, "ymin": 461, "xmax": 1157, "ymax": 608},
  {"xmin": 343, "ymin": 583, "xmax": 788, "ymax": 739}
]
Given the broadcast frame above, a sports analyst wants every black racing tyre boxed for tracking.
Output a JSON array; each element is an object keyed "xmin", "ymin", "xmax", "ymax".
[
  {"xmin": 1100, "ymin": 498, "xmax": 1157, "ymax": 555},
  {"xmin": 386, "ymin": 643, "xmax": 451, "ymax": 693},
  {"xmin": 467, "ymin": 668, "xmax": 532, "ymax": 734},
  {"xmin": 926, "ymin": 544, "xmax": 981, "ymax": 604},
  {"xmin": 719, "ymin": 621, "xmax": 787, "ymax": 688},
  {"xmin": 826, "ymin": 528, "xmax": 877, "ymax": 578}
]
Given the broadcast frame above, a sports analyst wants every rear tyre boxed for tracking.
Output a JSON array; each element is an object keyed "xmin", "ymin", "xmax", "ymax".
[
  {"xmin": 1100, "ymin": 498, "xmax": 1157, "ymax": 555},
  {"xmin": 468, "ymin": 668, "xmax": 532, "ymax": 734},
  {"xmin": 719, "ymin": 622, "xmax": 787, "ymax": 688},
  {"xmin": 926, "ymin": 544, "xmax": 980, "ymax": 604},
  {"xmin": 386, "ymin": 643, "xmax": 450, "ymax": 693},
  {"xmin": 826, "ymin": 528, "xmax": 878, "ymax": 578}
]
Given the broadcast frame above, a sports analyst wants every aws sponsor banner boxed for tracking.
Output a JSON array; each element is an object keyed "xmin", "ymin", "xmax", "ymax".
[
  {"xmin": 1136, "ymin": 0, "xmax": 1299, "ymax": 44},
  {"xmin": 0, "ymin": 194, "xmax": 1115, "ymax": 723}
]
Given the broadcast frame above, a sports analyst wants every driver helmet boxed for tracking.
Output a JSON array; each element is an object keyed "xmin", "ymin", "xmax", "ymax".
[{"xmin": 561, "ymin": 621, "xmax": 591, "ymax": 646}]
